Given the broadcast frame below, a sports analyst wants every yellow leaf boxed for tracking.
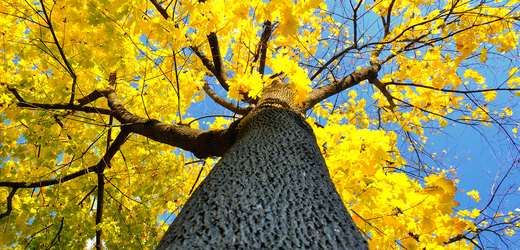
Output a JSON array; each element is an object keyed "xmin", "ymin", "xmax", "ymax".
[
  {"xmin": 483, "ymin": 91, "xmax": 497, "ymax": 101},
  {"xmin": 470, "ymin": 208, "xmax": 480, "ymax": 218},
  {"xmin": 467, "ymin": 190, "xmax": 481, "ymax": 202},
  {"xmin": 479, "ymin": 48, "xmax": 488, "ymax": 62}
]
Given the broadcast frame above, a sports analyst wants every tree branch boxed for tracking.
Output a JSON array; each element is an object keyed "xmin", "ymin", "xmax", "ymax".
[
  {"xmin": 310, "ymin": 46, "xmax": 357, "ymax": 81},
  {"xmin": 254, "ymin": 20, "xmax": 273, "ymax": 76},
  {"xmin": 6, "ymin": 85, "xmax": 26, "ymax": 102},
  {"xmin": 77, "ymin": 90, "xmax": 105, "ymax": 106},
  {"xmin": 387, "ymin": 82, "xmax": 520, "ymax": 94},
  {"xmin": 47, "ymin": 217, "xmax": 64, "ymax": 250},
  {"xmin": 369, "ymin": 78, "xmax": 397, "ymax": 110},
  {"xmin": 16, "ymin": 102, "xmax": 112, "ymax": 115},
  {"xmin": 0, "ymin": 166, "xmax": 98, "ymax": 188},
  {"xmin": 301, "ymin": 63, "xmax": 381, "ymax": 112},
  {"xmin": 0, "ymin": 187, "xmax": 18, "ymax": 220},
  {"xmin": 7, "ymin": 86, "xmax": 112, "ymax": 114},
  {"xmin": 203, "ymin": 81, "xmax": 249, "ymax": 115},
  {"xmin": 351, "ymin": 0, "xmax": 363, "ymax": 48},
  {"xmin": 99, "ymin": 127, "xmax": 130, "ymax": 170},
  {"xmin": 207, "ymin": 32, "xmax": 230, "ymax": 91},
  {"xmin": 101, "ymin": 88, "xmax": 239, "ymax": 158},
  {"xmin": 10, "ymin": 86, "xmax": 240, "ymax": 158},
  {"xmin": 190, "ymin": 45, "xmax": 217, "ymax": 76},
  {"xmin": 385, "ymin": 0, "xmax": 396, "ymax": 37},
  {"xmin": 150, "ymin": 0, "xmax": 169, "ymax": 19},
  {"xmin": 39, "ymin": 0, "xmax": 77, "ymax": 105},
  {"xmin": 95, "ymin": 172, "xmax": 105, "ymax": 250},
  {"xmin": 0, "ymin": 127, "xmax": 129, "ymax": 189}
]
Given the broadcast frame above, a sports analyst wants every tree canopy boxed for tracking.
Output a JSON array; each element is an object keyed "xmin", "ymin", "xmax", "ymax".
[{"xmin": 1, "ymin": 0, "xmax": 520, "ymax": 249}]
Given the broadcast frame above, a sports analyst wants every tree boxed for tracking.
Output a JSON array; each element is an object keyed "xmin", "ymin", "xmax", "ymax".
[{"xmin": 0, "ymin": 0, "xmax": 519, "ymax": 249}]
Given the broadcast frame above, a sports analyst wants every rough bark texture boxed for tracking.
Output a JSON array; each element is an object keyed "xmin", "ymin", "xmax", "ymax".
[{"xmin": 157, "ymin": 100, "xmax": 368, "ymax": 249}]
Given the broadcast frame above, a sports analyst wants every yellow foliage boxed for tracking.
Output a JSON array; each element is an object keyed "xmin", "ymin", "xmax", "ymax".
[
  {"xmin": 1, "ymin": 0, "xmax": 519, "ymax": 249},
  {"xmin": 467, "ymin": 190, "xmax": 481, "ymax": 202}
]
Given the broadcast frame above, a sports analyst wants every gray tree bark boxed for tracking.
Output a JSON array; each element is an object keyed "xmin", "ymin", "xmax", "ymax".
[{"xmin": 156, "ymin": 97, "xmax": 369, "ymax": 249}]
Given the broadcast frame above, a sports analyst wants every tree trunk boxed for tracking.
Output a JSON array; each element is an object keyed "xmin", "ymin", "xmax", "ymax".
[{"xmin": 156, "ymin": 106, "xmax": 369, "ymax": 249}]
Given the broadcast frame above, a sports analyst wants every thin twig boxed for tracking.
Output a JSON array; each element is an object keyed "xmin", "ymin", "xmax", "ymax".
[
  {"xmin": 47, "ymin": 217, "xmax": 64, "ymax": 250},
  {"xmin": 189, "ymin": 163, "xmax": 205, "ymax": 195},
  {"xmin": 77, "ymin": 186, "xmax": 98, "ymax": 206},
  {"xmin": 39, "ymin": 0, "xmax": 77, "ymax": 105}
]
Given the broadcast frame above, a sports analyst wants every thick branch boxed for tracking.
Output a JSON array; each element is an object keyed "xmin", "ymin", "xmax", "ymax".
[
  {"xmin": 150, "ymin": 0, "xmax": 169, "ymax": 19},
  {"xmin": 77, "ymin": 89, "xmax": 105, "ymax": 106},
  {"xmin": 10, "ymin": 86, "xmax": 237, "ymax": 158},
  {"xmin": 207, "ymin": 32, "xmax": 230, "ymax": 91},
  {"xmin": 369, "ymin": 78, "xmax": 397, "ymax": 110},
  {"xmin": 385, "ymin": 0, "xmax": 396, "ymax": 36},
  {"xmin": 95, "ymin": 172, "xmax": 105, "ymax": 250},
  {"xmin": 203, "ymin": 82, "xmax": 249, "ymax": 115},
  {"xmin": 101, "ymin": 88, "xmax": 239, "ymax": 158},
  {"xmin": 191, "ymin": 46, "xmax": 217, "ymax": 76},
  {"xmin": 301, "ymin": 64, "xmax": 381, "ymax": 112},
  {"xmin": 6, "ymin": 86, "xmax": 26, "ymax": 102},
  {"xmin": 191, "ymin": 45, "xmax": 255, "ymax": 104},
  {"xmin": 254, "ymin": 21, "xmax": 273, "ymax": 76},
  {"xmin": 99, "ymin": 128, "xmax": 130, "ymax": 170}
]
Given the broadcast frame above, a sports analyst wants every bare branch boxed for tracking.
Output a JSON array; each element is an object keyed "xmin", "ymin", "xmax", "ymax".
[
  {"xmin": 189, "ymin": 163, "xmax": 205, "ymax": 195},
  {"xmin": 192, "ymin": 35, "xmax": 255, "ymax": 104},
  {"xmin": 387, "ymin": 82, "xmax": 520, "ymax": 94},
  {"xmin": 77, "ymin": 186, "xmax": 97, "ymax": 206},
  {"xmin": 385, "ymin": 0, "xmax": 396, "ymax": 36},
  {"xmin": 301, "ymin": 64, "xmax": 381, "ymax": 112},
  {"xmin": 203, "ymin": 81, "xmax": 249, "ymax": 115},
  {"xmin": 11, "ymin": 86, "xmax": 239, "ymax": 158},
  {"xmin": 101, "ymin": 127, "xmax": 130, "ymax": 170},
  {"xmin": 310, "ymin": 46, "xmax": 356, "ymax": 81},
  {"xmin": 8, "ymin": 83, "xmax": 110, "ymax": 113},
  {"xmin": 350, "ymin": 0, "xmax": 363, "ymax": 47}
]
